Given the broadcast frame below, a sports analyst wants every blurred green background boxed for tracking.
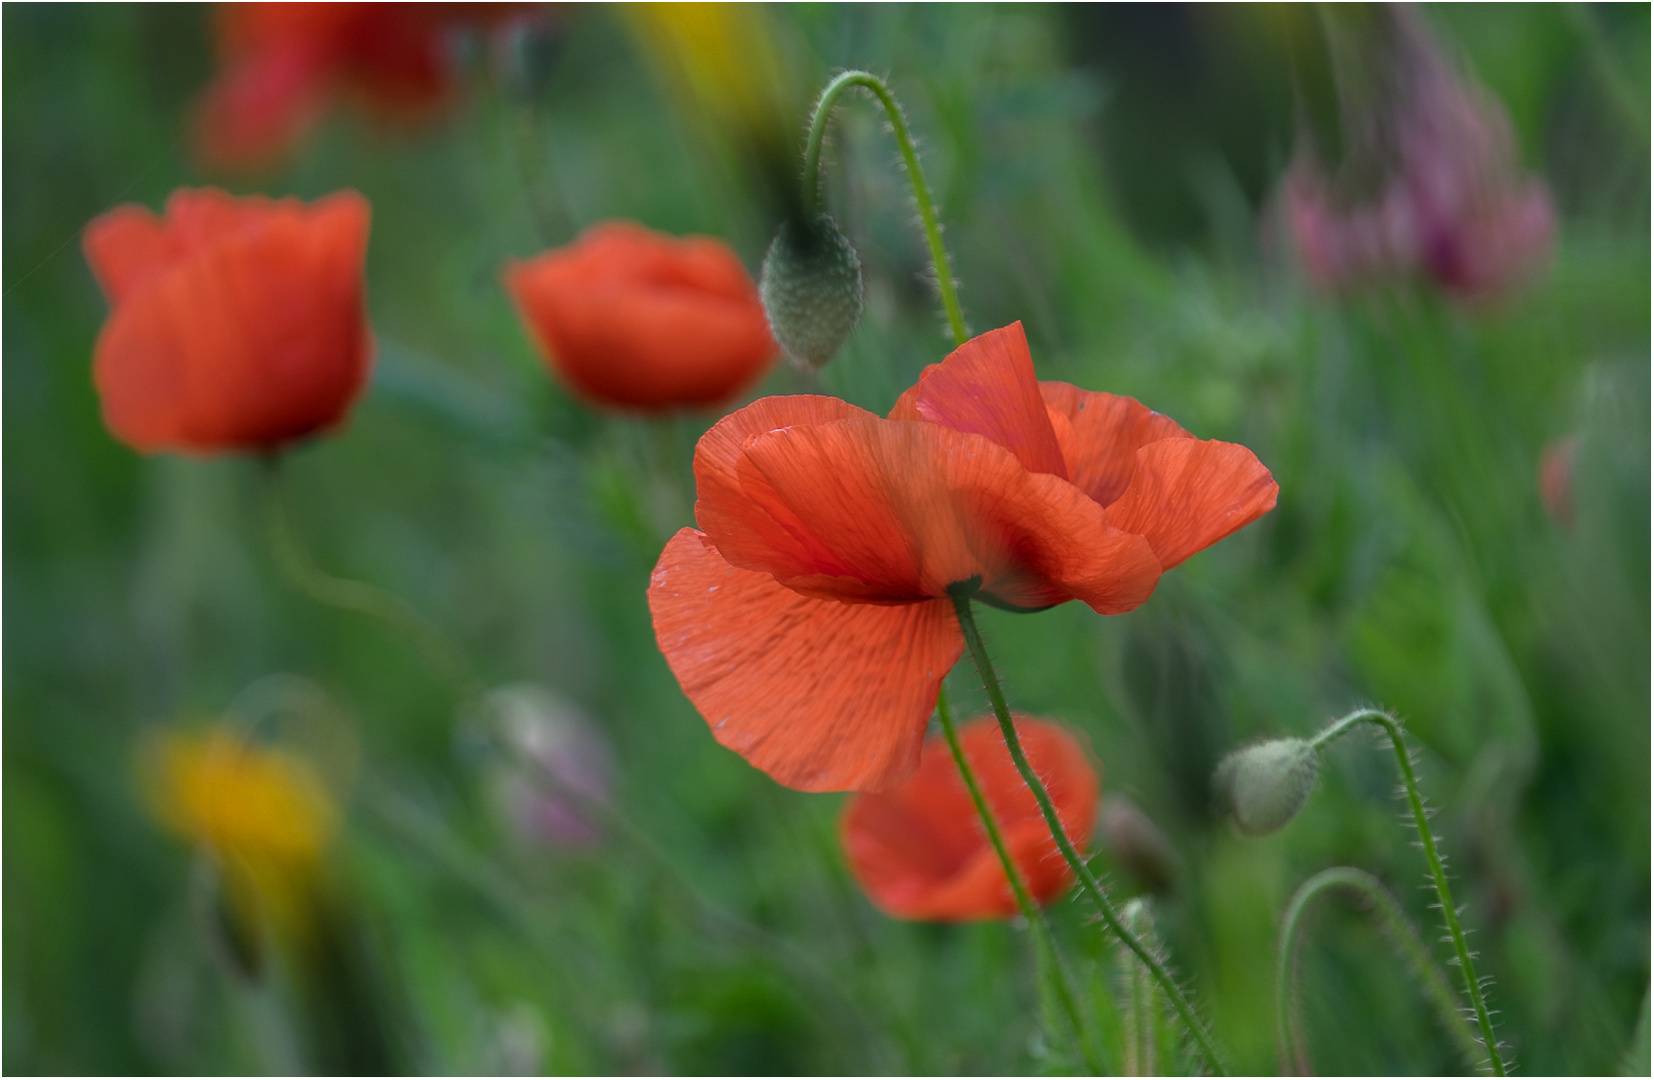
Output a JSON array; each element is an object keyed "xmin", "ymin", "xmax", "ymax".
[{"xmin": 4, "ymin": 3, "xmax": 1648, "ymax": 1075}]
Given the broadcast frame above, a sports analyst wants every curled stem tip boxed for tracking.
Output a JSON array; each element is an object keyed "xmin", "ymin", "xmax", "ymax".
[
  {"xmin": 1275, "ymin": 866, "xmax": 1487, "ymax": 1075},
  {"xmin": 800, "ymin": 69, "xmax": 968, "ymax": 346},
  {"xmin": 950, "ymin": 594, "xmax": 1232, "ymax": 1076},
  {"xmin": 1312, "ymin": 709, "xmax": 1509, "ymax": 1076}
]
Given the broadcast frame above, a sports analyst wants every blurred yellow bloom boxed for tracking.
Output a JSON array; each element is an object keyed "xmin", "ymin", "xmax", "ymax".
[
  {"xmin": 626, "ymin": 3, "xmax": 795, "ymax": 149},
  {"xmin": 143, "ymin": 729, "xmax": 337, "ymax": 936}
]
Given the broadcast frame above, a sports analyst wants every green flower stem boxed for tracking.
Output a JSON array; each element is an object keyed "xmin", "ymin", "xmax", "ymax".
[
  {"xmin": 1276, "ymin": 866, "xmax": 1486, "ymax": 1074},
  {"xmin": 800, "ymin": 70, "xmax": 968, "ymax": 346},
  {"xmin": 260, "ymin": 456, "xmax": 477, "ymax": 704},
  {"xmin": 1311, "ymin": 708, "xmax": 1509, "ymax": 1075},
  {"xmin": 949, "ymin": 589, "xmax": 1232, "ymax": 1076},
  {"xmin": 935, "ymin": 685, "xmax": 1103, "ymax": 1074}
]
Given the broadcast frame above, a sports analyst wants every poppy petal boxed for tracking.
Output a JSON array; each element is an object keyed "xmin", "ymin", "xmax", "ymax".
[
  {"xmin": 901, "ymin": 322, "xmax": 1068, "ymax": 479},
  {"xmin": 840, "ymin": 715, "xmax": 1097, "ymax": 921},
  {"xmin": 1040, "ymin": 382, "xmax": 1191, "ymax": 506},
  {"xmin": 712, "ymin": 416, "xmax": 1161, "ymax": 611},
  {"xmin": 82, "ymin": 205, "xmax": 177, "ymax": 304},
  {"xmin": 1104, "ymin": 437, "xmax": 1279, "ymax": 570},
  {"xmin": 92, "ymin": 191, "xmax": 372, "ymax": 452},
  {"xmin": 648, "ymin": 528, "xmax": 964, "ymax": 793},
  {"xmin": 503, "ymin": 222, "xmax": 779, "ymax": 411}
]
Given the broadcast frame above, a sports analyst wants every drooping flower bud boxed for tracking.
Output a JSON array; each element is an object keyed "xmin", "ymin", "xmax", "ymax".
[
  {"xmin": 759, "ymin": 212, "xmax": 864, "ymax": 369},
  {"xmin": 1095, "ymin": 794, "xmax": 1181, "ymax": 895},
  {"xmin": 1213, "ymin": 737, "xmax": 1320, "ymax": 836}
]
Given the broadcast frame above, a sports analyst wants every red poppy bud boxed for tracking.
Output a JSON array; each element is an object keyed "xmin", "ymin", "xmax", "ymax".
[
  {"xmin": 503, "ymin": 221, "xmax": 779, "ymax": 412},
  {"xmin": 840, "ymin": 715, "xmax": 1098, "ymax": 922},
  {"xmin": 82, "ymin": 187, "xmax": 373, "ymax": 455}
]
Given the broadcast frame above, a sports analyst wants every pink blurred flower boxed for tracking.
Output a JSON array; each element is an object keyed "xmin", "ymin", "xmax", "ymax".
[
  {"xmin": 488, "ymin": 684, "xmax": 612, "ymax": 849},
  {"xmin": 1280, "ymin": 7, "xmax": 1553, "ymax": 302}
]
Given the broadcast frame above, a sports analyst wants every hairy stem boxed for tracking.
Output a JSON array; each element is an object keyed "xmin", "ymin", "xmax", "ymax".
[
  {"xmin": 800, "ymin": 70, "xmax": 968, "ymax": 345},
  {"xmin": 1275, "ymin": 866, "xmax": 1486, "ymax": 1074},
  {"xmin": 260, "ymin": 456, "xmax": 476, "ymax": 703},
  {"xmin": 950, "ymin": 589, "xmax": 1231, "ymax": 1075},
  {"xmin": 935, "ymin": 684, "xmax": 1104, "ymax": 1073},
  {"xmin": 1312, "ymin": 709, "xmax": 1508, "ymax": 1075}
]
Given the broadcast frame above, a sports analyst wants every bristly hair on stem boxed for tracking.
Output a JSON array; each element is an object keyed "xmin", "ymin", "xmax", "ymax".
[
  {"xmin": 1275, "ymin": 866, "xmax": 1488, "ymax": 1074},
  {"xmin": 798, "ymin": 69, "xmax": 969, "ymax": 346},
  {"xmin": 1310, "ymin": 708, "xmax": 1511, "ymax": 1075},
  {"xmin": 949, "ymin": 585, "xmax": 1234, "ymax": 1076},
  {"xmin": 933, "ymin": 685, "xmax": 1106, "ymax": 1074}
]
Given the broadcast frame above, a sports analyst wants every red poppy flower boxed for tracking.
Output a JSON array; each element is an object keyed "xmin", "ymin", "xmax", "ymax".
[
  {"xmin": 503, "ymin": 221, "xmax": 779, "ymax": 411},
  {"xmin": 192, "ymin": 3, "xmax": 528, "ymax": 171},
  {"xmin": 841, "ymin": 714, "xmax": 1098, "ymax": 921},
  {"xmin": 648, "ymin": 321, "xmax": 1277, "ymax": 792},
  {"xmin": 82, "ymin": 187, "xmax": 373, "ymax": 454}
]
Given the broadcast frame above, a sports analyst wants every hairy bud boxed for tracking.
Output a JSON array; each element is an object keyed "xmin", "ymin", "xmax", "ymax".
[
  {"xmin": 759, "ymin": 212, "xmax": 863, "ymax": 369},
  {"xmin": 1213, "ymin": 737, "xmax": 1320, "ymax": 836}
]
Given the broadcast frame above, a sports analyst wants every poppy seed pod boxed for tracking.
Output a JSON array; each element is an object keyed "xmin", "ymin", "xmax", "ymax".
[
  {"xmin": 1213, "ymin": 737, "xmax": 1319, "ymax": 836},
  {"xmin": 759, "ymin": 212, "xmax": 863, "ymax": 369}
]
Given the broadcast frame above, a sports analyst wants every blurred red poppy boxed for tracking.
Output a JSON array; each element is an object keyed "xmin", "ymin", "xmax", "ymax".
[
  {"xmin": 192, "ymin": 3, "xmax": 528, "ymax": 171},
  {"xmin": 503, "ymin": 221, "xmax": 779, "ymax": 411},
  {"xmin": 649, "ymin": 321, "xmax": 1277, "ymax": 792},
  {"xmin": 841, "ymin": 714, "xmax": 1097, "ymax": 921},
  {"xmin": 83, "ymin": 187, "xmax": 373, "ymax": 454}
]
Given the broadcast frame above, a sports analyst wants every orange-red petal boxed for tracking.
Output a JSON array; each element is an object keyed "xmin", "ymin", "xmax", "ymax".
[
  {"xmin": 700, "ymin": 414, "xmax": 1161, "ymax": 612},
  {"xmin": 89, "ymin": 190, "xmax": 372, "ymax": 453},
  {"xmin": 503, "ymin": 222, "xmax": 778, "ymax": 411},
  {"xmin": 840, "ymin": 715, "xmax": 1098, "ymax": 921},
  {"xmin": 1104, "ymin": 437, "xmax": 1279, "ymax": 570},
  {"xmin": 1039, "ymin": 381, "xmax": 1191, "ymax": 506},
  {"xmin": 890, "ymin": 322, "xmax": 1068, "ymax": 480},
  {"xmin": 648, "ymin": 529, "xmax": 964, "ymax": 793}
]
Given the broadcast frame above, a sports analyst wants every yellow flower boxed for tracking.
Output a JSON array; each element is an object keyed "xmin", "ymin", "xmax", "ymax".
[
  {"xmin": 143, "ymin": 729, "xmax": 337, "ymax": 936},
  {"xmin": 626, "ymin": 3, "xmax": 794, "ymax": 148}
]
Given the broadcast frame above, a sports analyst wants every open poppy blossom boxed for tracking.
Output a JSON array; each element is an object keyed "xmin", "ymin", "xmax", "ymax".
[
  {"xmin": 841, "ymin": 714, "xmax": 1098, "ymax": 921},
  {"xmin": 192, "ymin": 3, "xmax": 529, "ymax": 171},
  {"xmin": 503, "ymin": 221, "xmax": 779, "ymax": 411},
  {"xmin": 83, "ymin": 187, "xmax": 372, "ymax": 454},
  {"xmin": 649, "ymin": 321, "xmax": 1277, "ymax": 792}
]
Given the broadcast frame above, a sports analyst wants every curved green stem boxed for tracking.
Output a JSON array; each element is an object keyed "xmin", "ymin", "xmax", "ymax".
[
  {"xmin": 934, "ymin": 684, "xmax": 1103, "ymax": 1074},
  {"xmin": 949, "ymin": 589, "xmax": 1231, "ymax": 1075},
  {"xmin": 1276, "ymin": 866, "xmax": 1485, "ymax": 1075},
  {"xmin": 800, "ymin": 70, "xmax": 968, "ymax": 346},
  {"xmin": 260, "ymin": 456, "xmax": 477, "ymax": 704},
  {"xmin": 1312, "ymin": 709, "xmax": 1509, "ymax": 1075}
]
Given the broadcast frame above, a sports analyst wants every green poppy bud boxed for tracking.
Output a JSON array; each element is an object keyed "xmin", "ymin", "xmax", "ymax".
[
  {"xmin": 759, "ymin": 212, "xmax": 863, "ymax": 369},
  {"xmin": 1213, "ymin": 737, "xmax": 1320, "ymax": 836}
]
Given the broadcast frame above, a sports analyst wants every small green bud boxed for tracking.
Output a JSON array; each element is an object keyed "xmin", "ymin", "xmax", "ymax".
[
  {"xmin": 759, "ymin": 212, "xmax": 863, "ymax": 369},
  {"xmin": 1213, "ymin": 737, "xmax": 1320, "ymax": 836}
]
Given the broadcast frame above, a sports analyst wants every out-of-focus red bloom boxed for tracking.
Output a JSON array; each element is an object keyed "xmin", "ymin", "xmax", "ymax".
[
  {"xmin": 1281, "ymin": 7, "xmax": 1553, "ymax": 301},
  {"xmin": 648, "ymin": 322, "xmax": 1276, "ymax": 792},
  {"xmin": 192, "ymin": 3, "xmax": 527, "ymax": 171},
  {"xmin": 1538, "ymin": 434, "xmax": 1581, "ymax": 529},
  {"xmin": 503, "ymin": 221, "xmax": 779, "ymax": 411},
  {"xmin": 840, "ymin": 715, "xmax": 1097, "ymax": 921},
  {"xmin": 82, "ymin": 187, "xmax": 372, "ymax": 454}
]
